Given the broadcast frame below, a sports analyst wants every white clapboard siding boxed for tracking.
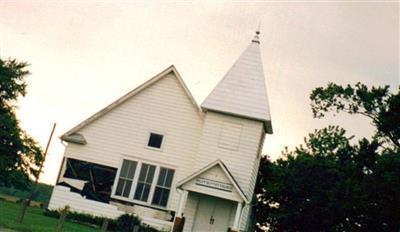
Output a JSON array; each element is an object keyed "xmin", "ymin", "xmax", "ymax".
[
  {"xmin": 196, "ymin": 112, "xmax": 263, "ymax": 196},
  {"xmin": 48, "ymin": 186, "xmax": 124, "ymax": 218},
  {"xmin": 62, "ymin": 72, "xmax": 203, "ymax": 214},
  {"xmin": 54, "ymin": 64, "xmax": 267, "ymax": 230},
  {"xmin": 182, "ymin": 193, "xmax": 199, "ymax": 232},
  {"xmin": 195, "ymin": 111, "xmax": 264, "ymax": 229}
]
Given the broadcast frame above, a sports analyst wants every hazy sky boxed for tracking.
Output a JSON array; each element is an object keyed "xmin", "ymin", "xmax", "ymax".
[{"xmin": 1, "ymin": 2, "xmax": 399, "ymax": 185}]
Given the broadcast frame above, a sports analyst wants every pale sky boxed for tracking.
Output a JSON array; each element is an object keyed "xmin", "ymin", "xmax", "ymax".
[{"xmin": 1, "ymin": 2, "xmax": 399, "ymax": 185}]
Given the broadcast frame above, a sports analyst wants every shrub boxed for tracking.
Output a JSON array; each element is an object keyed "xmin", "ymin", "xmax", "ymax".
[
  {"xmin": 43, "ymin": 209, "xmax": 104, "ymax": 227},
  {"xmin": 108, "ymin": 214, "xmax": 141, "ymax": 231}
]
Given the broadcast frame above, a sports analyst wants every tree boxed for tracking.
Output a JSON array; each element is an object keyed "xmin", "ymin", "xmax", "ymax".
[
  {"xmin": 255, "ymin": 83, "xmax": 400, "ymax": 231},
  {"xmin": 311, "ymin": 83, "xmax": 400, "ymax": 149},
  {"xmin": 0, "ymin": 58, "xmax": 43, "ymax": 189}
]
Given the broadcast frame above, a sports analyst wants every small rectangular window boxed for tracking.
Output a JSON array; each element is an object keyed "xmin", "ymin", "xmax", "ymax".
[
  {"xmin": 152, "ymin": 168, "xmax": 174, "ymax": 207},
  {"xmin": 115, "ymin": 160, "xmax": 137, "ymax": 198},
  {"xmin": 134, "ymin": 163, "xmax": 156, "ymax": 202},
  {"xmin": 147, "ymin": 133, "xmax": 164, "ymax": 149}
]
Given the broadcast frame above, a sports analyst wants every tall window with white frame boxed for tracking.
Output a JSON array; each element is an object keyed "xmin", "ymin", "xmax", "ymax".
[
  {"xmin": 134, "ymin": 163, "xmax": 156, "ymax": 202},
  {"xmin": 152, "ymin": 167, "xmax": 174, "ymax": 207},
  {"xmin": 113, "ymin": 159, "xmax": 174, "ymax": 208},
  {"xmin": 115, "ymin": 160, "xmax": 137, "ymax": 197}
]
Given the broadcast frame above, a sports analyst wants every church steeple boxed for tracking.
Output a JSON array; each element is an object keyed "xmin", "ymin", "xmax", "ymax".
[{"xmin": 201, "ymin": 31, "xmax": 273, "ymax": 133}]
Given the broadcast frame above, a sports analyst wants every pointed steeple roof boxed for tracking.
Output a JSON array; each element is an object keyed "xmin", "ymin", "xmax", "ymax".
[{"xmin": 201, "ymin": 31, "xmax": 273, "ymax": 133}]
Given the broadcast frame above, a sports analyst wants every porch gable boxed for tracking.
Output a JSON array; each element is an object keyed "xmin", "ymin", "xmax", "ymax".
[{"xmin": 176, "ymin": 159, "xmax": 248, "ymax": 203}]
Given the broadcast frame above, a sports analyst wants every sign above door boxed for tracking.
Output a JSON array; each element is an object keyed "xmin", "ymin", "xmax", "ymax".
[{"xmin": 195, "ymin": 177, "xmax": 233, "ymax": 192}]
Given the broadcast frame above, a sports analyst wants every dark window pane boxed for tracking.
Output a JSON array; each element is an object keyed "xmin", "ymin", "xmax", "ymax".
[
  {"xmin": 134, "ymin": 183, "xmax": 144, "ymax": 200},
  {"xmin": 120, "ymin": 161, "xmax": 129, "ymax": 178},
  {"xmin": 148, "ymin": 133, "xmax": 163, "ymax": 148},
  {"xmin": 146, "ymin": 166, "xmax": 156, "ymax": 183},
  {"xmin": 160, "ymin": 189, "xmax": 170, "ymax": 207},
  {"xmin": 123, "ymin": 180, "xmax": 132, "ymax": 197},
  {"xmin": 127, "ymin": 161, "xmax": 137, "ymax": 179},
  {"xmin": 157, "ymin": 168, "xmax": 167, "ymax": 186},
  {"xmin": 152, "ymin": 187, "xmax": 162, "ymax": 205},
  {"xmin": 139, "ymin": 164, "xmax": 148, "ymax": 181},
  {"xmin": 141, "ymin": 184, "xmax": 151, "ymax": 202},
  {"xmin": 165, "ymin": 170, "xmax": 174, "ymax": 187},
  {"xmin": 115, "ymin": 179, "xmax": 125, "ymax": 196}
]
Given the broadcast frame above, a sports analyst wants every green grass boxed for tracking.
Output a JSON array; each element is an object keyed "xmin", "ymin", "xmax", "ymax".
[
  {"xmin": 0, "ymin": 200, "xmax": 100, "ymax": 232},
  {"xmin": 0, "ymin": 183, "xmax": 53, "ymax": 203}
]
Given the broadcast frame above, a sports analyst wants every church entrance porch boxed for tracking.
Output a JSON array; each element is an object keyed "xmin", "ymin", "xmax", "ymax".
[
  {"xmin": 172, "ymin": 160, "xmax": 248, "ymax": 232},
  {"xmin": 173, "ymin": 191, "xmax": 243, "ymax": 232}
]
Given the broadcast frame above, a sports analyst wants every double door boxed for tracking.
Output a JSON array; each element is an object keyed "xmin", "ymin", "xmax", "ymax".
[{"xmin": 192, "ymin": 195, "xmax": 234, "ymax": 232}]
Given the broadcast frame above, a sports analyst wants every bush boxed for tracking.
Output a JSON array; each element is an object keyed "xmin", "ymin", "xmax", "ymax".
[
  {"xmin": 43, "ymin": 209, "xmax": 59, "ymax": 218},
  {"xmin": 109, "ymin": 214, "xmax": 141, "ymax": 231},
  {"xmin": 43, "ymin": 209, "xmax": 104, "ymax": 227}
]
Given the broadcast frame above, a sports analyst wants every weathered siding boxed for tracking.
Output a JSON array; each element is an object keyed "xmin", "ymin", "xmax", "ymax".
[{"xmin": 62, "ymin": 73, "xmax": 203, "ymax": 215}]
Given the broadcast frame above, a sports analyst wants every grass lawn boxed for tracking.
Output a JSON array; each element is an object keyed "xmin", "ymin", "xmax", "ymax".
[
  {"xmin": 0, "ymin": 200, "xmax": 100, "ymax": 232},
  {"xmin": 0, "ymin": 193, "xmax": 42, "ymax": 207}
]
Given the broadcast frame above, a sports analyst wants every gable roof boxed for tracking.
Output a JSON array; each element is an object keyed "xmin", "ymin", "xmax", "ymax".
[
  {"xmin": 61, "ymin": 65, "xmax": 203, "ymax": 141},
  {"xmin": 176, "ymin": 159, "xmax": 249, "ymax": 203},
  {"xmin": 201, "ymin": 32, "xmax": 273, "ymax": 134}
]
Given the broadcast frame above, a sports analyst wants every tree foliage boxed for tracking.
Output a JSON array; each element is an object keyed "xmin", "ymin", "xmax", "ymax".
[
  {"xmin": 0, "ymin": 58, "xmax": 43, "ymax": 189},
  {"xmin": 255, "ymin": 83, "xmax": 400, "ymax": 231},
  {"xmin": 311, "ymin": 83, "xmax": 400, "ymax": 148}
]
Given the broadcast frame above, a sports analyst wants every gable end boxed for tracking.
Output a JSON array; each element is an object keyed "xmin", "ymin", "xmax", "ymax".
[{"xmin": 61, "ymin": 65, "xmax": 203, "ymax": 141}]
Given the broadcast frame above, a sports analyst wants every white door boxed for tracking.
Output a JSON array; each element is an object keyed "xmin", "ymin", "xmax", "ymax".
[{"xmin": 192, "ymin": 195, "xmax": 234, "ymax": 232}]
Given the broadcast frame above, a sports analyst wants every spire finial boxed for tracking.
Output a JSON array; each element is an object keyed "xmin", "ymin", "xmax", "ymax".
[{"xmin": 252, "ymin": 22, "xmax": 261, "ymax": 44}]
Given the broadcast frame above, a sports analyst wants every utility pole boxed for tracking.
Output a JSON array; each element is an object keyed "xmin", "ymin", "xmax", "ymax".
[{"xmin": 18, "ymin": 122, "xmax": 56, "ymax": 223}]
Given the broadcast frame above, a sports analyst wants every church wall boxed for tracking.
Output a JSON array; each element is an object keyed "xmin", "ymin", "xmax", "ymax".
[
  {"xmin": 56, "ymin": 72, "xmax": 203, "ymax": 222},
  {"xmin": 195, "ymin": 112, "xmax": 263, "ymax": 198},
  {"xmin": 182, "ymin": 192, "xmax": 199, "ymax": 232},
  {"xmin": 195, "ymin": 111, "xmax": 264, "ymax": 230}
]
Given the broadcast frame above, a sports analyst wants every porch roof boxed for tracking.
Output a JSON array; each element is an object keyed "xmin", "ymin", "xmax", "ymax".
[{"xmin": 176, "ymin": 159, "xmax": 249, "ymax": 203}]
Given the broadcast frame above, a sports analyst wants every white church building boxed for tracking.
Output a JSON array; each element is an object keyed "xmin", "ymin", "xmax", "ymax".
[{"xmin": 48, "ymin": 31, "xmax": 273, "ymax": 232}]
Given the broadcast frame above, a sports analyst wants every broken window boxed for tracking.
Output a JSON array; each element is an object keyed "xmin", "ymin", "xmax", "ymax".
[{"xmin": 60, "ymin": 158, "xmax": 117, "ymax": 203}]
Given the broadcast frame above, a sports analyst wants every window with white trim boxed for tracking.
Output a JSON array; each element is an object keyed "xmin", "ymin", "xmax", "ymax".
[
  {"xmin": 147, "ymin": 133, "xmax": 164, "ymax": 149},
  {"xmin": 152, "ymin": 167, "xmax": 174, "ymax": 207},
  {"xmin": 134, "ymin": 163, "xmax": 156, "ymax": 202},
  {"xmin": 115, "ymin": 160, "xmax": 137, "ymax": 197},
  {"xmin": 113, "ymin": 159, "xmax": 175, "ymax": 208}
]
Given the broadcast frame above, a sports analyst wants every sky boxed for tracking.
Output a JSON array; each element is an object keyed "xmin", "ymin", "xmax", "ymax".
[{"xmin": 1, "ymin": 1, "xmax": 399, "ymax": 185}]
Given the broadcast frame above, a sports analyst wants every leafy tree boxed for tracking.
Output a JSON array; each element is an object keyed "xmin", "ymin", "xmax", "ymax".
[
  {"xmin": 255, "ymin": 83, "xmax": 399, "ymax": 231},
  {"xmin": 0, "ymin": 58, "xmax": 43, "ymax": 189},
  {"xmin": 311, "ymin": 83, "xmax": 399, "ymax": 149}
]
